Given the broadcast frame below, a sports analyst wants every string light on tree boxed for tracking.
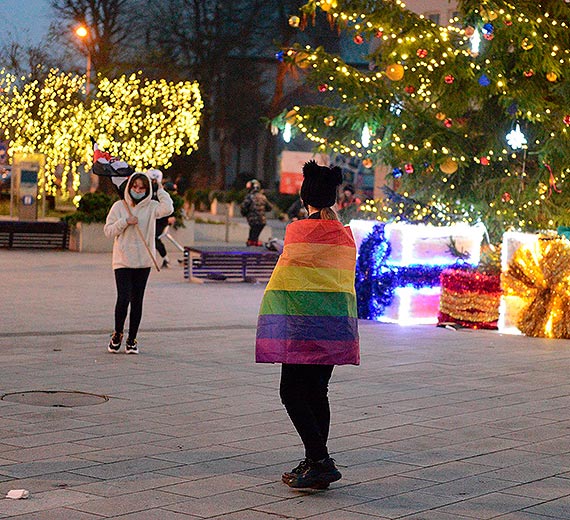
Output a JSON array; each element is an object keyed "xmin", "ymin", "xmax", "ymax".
[
  {"xmin": 279, "ymin": 0, "xmax": 570, "ymax": 239},
  {"xmin": 0, "ymin": 69, "xmax": 203, "ymax": 200}
]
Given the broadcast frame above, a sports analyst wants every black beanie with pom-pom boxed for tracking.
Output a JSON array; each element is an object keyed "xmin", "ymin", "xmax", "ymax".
[{"xmin": 300, "ymin": 161, "xmax": 343, "ymax": 209}]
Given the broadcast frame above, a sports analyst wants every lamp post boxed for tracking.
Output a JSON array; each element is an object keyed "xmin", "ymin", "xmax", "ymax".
[{"xmin": 75, "ymin": 25, "xmax": 91, "ymax": 96}]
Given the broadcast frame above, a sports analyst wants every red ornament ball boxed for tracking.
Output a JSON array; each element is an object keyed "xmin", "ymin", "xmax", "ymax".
[
  {"xmin": 375, "ymin": 30, "xmax": 383, "ymax": 38},
  {"xmin": 444, "ymin": 118, "xmax": 453, "ymax": 128},
  {"xmin": 404, "ymin": 163, "xmax": 414, "ymax": 174},
  {"xmin": 483, "ymin": 32, "xmax": 494, "ymax": 40},
  {"xmin": 318, "ymin": 83, "xmax": 328, "ymax": 93},
  {"xmin": 502, "ymin": 192, "xmax": 511, "ymax": 203},
  {"xmin": 416, "ymin": 48, "xmax": 428, "ymax": 58},
  {"xmin": 504, "ymin": 20, "xmax": 513, "ymax": 26},
  {"xmin": 404, "ymin": 85, "xmax": 415, "ymax": 94},
  {"xmin": 354, "ymin": 34, "xmax": 364, "ymax": 44},
  {"xmin": 523, "ymin": 70, "xmax": 534, "ymax": 77},
  {"xmin": 480, "ymin": 157, "xmax": 490, "ymax": 165},
  {"xmin": 564, "ymin": 115, "xmax": 570, "ymax": 126},
  {"xmin": 444, "ymin": 74, "xmax": 455, "ymax": 84}
]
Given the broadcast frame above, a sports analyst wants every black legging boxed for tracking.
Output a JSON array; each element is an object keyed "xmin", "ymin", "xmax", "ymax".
[
  {"xmin": 114, "ymin": 267, "xmax": 151, "ymax": 340},
  {"xmin": 280, "ymin": 364, "xmax": 334, "ymax": 462},
  {"xmin": 248, "ymin": 223, "xmax": 265, "ymax": 242},
  {"xmin": 155, "ymin": 220, "xmax": 167, "ymax": 259}
]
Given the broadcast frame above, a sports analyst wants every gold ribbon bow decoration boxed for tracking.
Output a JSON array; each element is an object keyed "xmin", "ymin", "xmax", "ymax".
[{"xmin": 502, "ymin": 236, "xmax": 570, "ymax": 339}]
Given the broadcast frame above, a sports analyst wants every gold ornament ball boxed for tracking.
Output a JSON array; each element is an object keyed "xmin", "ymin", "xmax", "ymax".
[
  {"xmin": 289, "ymin": 16, "xmax": 300, "ymax": 28},
  {"xmin": 546, "ymin": 72, "xmax": 558, "ymax": 82},
  {"xmin": 521, "ymin": 38, "xmax": 534, "ymax": 51},
  {"xmin": 324, "ymin": 115, "xmax": 336, "ymax": 127},
  {"xmin": 464, "ymin": 26, "xmax": 475, "ymax": 37},
  {"xmin": 386, "ymin": 63, "xmax": 405, "ymax": 81},
  {"xmin": 440, "ymin": 158, "xmax": 458, "ymax": 174},
  {"xmin": 435, "ymin": 112, "xmax": 447, "ymax": 121},
  {"xmin": 362, "ymin": 158, "xmax": 373, "ymax": 168}
]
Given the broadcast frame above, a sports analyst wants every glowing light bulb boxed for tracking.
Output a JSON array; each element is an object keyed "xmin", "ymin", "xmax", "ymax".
[
  {"xmin": 361, "ymin": 123, "xmax": 371, "ymax": 147},
  {"xmin": 470, "ymin": 28, "xmax": 481, "ymax": 55},
  {"xmin": 283, "ymin": 122, "xmax": 292, "ymax": 143},
  {"xmin": 506, "ymin": 123, "xmax": 527, "ymax": 149}
]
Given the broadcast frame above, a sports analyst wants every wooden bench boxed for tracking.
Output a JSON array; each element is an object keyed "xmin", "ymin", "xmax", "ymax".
[
  {"xmin": 0, "ymin": 221, "xmax": 70, "ymax": 249},
  {"xmin": 184, "ymin": 246, "xmax": 279, "ymax": 283}
]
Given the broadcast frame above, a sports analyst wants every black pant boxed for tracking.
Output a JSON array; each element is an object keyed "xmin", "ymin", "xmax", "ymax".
[
  {"xmin": 155, "ymin": 221, "xmax": 167, "ymax": 259},
  {"xmin": 248, "ymin": 223, "xmax": 265, "ymax": 242},
  {"xmin": 280, "ymin": 364, "xmax": 334, "ymax": 462},
  {"xmin": 114, "ymin": 267, "xmax": 151, "ymax": 340}
]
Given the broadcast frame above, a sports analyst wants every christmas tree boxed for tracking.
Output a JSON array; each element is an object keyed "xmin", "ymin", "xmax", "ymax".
[{"xmin": 277, "ymin": 0, "xmax": 570, "ymax": 240}]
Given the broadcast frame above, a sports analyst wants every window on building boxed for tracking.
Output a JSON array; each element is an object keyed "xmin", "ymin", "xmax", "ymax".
[{"xmin": 426, "ymin": 12, "xmax": 440, "ymax": 24}]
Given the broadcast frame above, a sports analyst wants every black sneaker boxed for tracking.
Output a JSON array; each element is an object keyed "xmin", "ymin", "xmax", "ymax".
[
  {"xmin": 125, "ymin": 338, "xmax": 139, "ymax": 355},
  {"xmin": 282, "ymin": 458, "xmax": 311, "ymax": 482},
  {"xmin": 284, "ymin": 457, "xmax": 341, "ymax": 489},
  {"xmin": 161, "ymin": 259, "xmax": 170, "ymax": 268},
  {"xmin": 108, "ymin": 332, "xmax": 123, "ymax": 353}
]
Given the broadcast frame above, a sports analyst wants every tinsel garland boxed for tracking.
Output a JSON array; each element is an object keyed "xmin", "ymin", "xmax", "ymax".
[
  {"xmin": 502, "ymin": 236, "xmax": 570, "ymax": 339},
  {"xmin": 438, "ymin": 268, "xmax": 501, "ymax": 329},
  {"xmin": 355, "ymin": 224, "xmax": 462, "ymax": 320},
  {"xmin": 355, "ymin": 224, "xmax": 392, "ymax": 319}
]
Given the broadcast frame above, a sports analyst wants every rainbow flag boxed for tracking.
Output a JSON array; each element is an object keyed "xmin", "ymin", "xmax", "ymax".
[{"xmin": 256, "ymin": 219, "xmax": 360, "ymax": 365}]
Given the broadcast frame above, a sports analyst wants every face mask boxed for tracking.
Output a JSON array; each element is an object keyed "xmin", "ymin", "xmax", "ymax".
[{"xmin": 130, "ymin": 189, "xmax": 146, "ymax": 200}]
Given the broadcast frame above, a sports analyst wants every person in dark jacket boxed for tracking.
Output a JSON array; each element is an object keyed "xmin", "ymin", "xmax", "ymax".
[
  {"xmin": 149, "ymin": 169, "xmax": 176, "ymax": 268},
  {"xmin": 240, "ymin": 179, "xmax": 272, "ymax": 247}
]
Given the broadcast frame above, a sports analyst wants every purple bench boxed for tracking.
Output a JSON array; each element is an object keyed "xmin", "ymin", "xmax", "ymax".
[{"xmin": 183, "ymin": 246, "xmax": 279, "ymax": 283}]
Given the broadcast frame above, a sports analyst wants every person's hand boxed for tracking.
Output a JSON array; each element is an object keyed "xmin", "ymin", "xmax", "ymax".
[
  {"xmin": 167, "ymin": 216, "xmax": 176, "ymax": 225},
  {"xmin": 126, "ymin": 216, "xmax": 138, "ymax": 225}
]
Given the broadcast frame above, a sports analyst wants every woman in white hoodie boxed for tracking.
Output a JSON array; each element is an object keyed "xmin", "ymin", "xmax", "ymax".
[{"xmin": 104, "ymin": 171, "xmax": 174, "ymax": 354}]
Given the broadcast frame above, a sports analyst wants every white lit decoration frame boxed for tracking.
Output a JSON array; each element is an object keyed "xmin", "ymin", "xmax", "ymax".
[
  {"xmin": 498, "ymin": 231, "xmax": 540, "ymax": 335},
  {"xmin": 350, "ymin": 221, "xmax": 485, "ymax": 325}
]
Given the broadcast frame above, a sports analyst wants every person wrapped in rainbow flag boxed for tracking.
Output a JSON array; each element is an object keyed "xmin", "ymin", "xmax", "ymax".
[{"xmin": 256, "ymin": 160, "xmax": 360, "ymax": 490}]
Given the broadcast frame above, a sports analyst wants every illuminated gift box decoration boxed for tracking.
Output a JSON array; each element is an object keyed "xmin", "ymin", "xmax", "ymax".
[
  {"xmin": 500, "ymin": 232, "xmax": 570, "ymax": 338},
  {"xmin": 438, "ymin": 268, "xmax": 501, "ymax": 329},
  {"xmin": 351, "ymin": 221, "xmax": 485, "ymax": 325},
  {"xmin": 498, "ymin": 231, "xmax": 539, "ymax": 334},
  {"xmin": 384, "ymin": 222, "xmax": 483, "ymax": 267}
]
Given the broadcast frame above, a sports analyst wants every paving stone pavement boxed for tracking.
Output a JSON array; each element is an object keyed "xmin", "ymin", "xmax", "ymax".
[{"xmin": 1, "ymin": 249, "xmax": 570, "ymax": 519}]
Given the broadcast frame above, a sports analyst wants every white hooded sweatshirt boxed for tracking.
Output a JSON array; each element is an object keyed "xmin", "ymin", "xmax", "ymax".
[{"xmin": 104, "ymin": 171, "xmax": 174, "ymax": 270}]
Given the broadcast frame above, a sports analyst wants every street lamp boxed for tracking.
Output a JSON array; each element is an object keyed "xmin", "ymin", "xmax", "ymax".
[{"xmin": 75, "ymin": 25, "xmax": 91, "ymax": 96}]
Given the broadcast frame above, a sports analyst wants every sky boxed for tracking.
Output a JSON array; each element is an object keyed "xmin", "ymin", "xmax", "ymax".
[{"xmin": 0, "ymin": 0, "xmax": 53, "ymax": 46}]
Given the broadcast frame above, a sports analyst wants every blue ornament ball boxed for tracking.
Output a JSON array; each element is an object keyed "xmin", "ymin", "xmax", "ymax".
[
  {"xmin": 482, "ymin": 23, "xmax": 494, "ymax": 35},
  {"xmin": 478, "ymin": 74, "xmax": 491, "ymax": 86},
  {"xmin": 392, "ymin": 167, "xmax": 404, "ymax": 178}
]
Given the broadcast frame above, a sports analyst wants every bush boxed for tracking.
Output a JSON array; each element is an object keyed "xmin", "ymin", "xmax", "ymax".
[
  {"xmin": 63, "ymin": 192, "xmax": 117, "ymax": 226},
  {"xmin": 265, "ymin": 191, "xmax": 298, "ymax": 214},
  {"xmin": 170, "ymin": 191, "xmax": 185, "ymax": 228},
  {"xmin": 184, "ymin": 189, "xmax": 211, "ymax": 211},
  {"xmin": 211, "ymin": 188, "xmax": 247, "ymax": 204}
]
